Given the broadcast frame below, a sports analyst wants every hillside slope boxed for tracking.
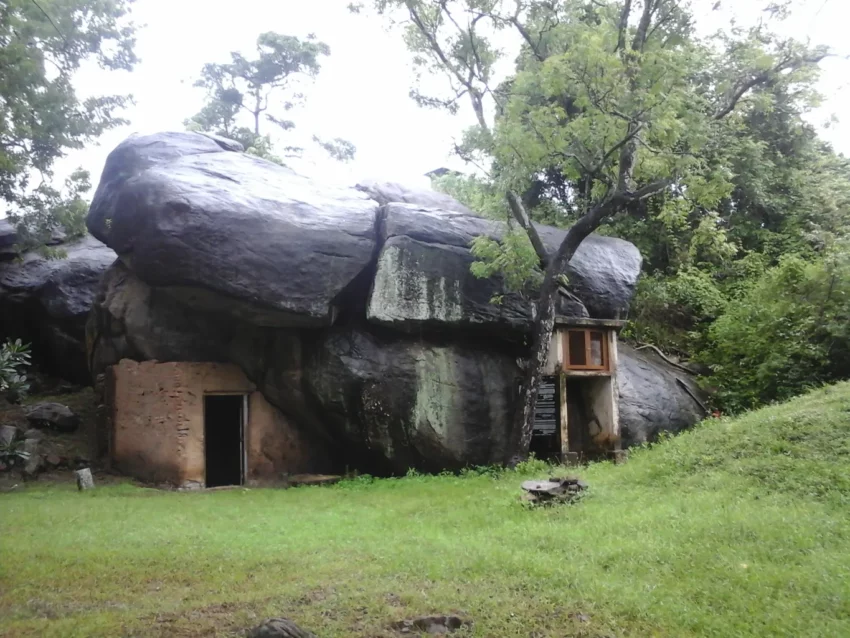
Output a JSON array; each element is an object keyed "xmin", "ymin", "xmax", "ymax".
[{"xmin": 1, "ymin": 384, "xmax": 849, "ymax": 637}]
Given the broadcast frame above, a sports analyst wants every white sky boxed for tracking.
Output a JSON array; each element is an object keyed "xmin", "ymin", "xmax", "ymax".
[{"xmin": 53, "ymin": 0, "xmax": 850, "ymax": 193}]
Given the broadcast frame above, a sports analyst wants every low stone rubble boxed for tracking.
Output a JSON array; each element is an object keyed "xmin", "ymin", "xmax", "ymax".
[
  {"xmin": 521, "ymin": 476, "xmax": 588, "ymax": 505},
  {"xmin": 391, "ymin": 614, "xmax": 471, "ymax": 635},
  {"xmin": 25, "ymin": 402, "xmax": 80, "ymax": 433}
]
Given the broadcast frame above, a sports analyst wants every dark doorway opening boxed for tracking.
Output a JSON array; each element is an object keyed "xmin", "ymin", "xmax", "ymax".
[
  {"xmin": 566, "ymin": 379, "xmax": 591, "ymax": 456},
  {"xmin": 204, "ymin": 394, "xmax": 245, "ymax": 488},
  {"xmin": 565, "ymin": 378, "xmax": 610, "ymax": 461},
  {"xmin": 529, "ymin": 376, "xmax": 561, "ymax": 462}
]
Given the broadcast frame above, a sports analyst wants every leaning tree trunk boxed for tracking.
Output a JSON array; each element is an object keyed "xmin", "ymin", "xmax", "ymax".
[{"xmin": 504, "ymin": 195, "xmax": 623, "ymax": 465}]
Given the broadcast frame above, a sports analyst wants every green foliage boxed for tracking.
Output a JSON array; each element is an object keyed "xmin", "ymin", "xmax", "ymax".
[
  {"xmin": 627, "ymin": 268, "xmax": 727, "ymax": 354},
  {"xmin": 3, "ymin": 384, "xmax": 850, "ymax": 635},
  {"xmin": 701, "ymin": 248, "xmax": 850, "ymax": 412},
  {"xmin": 470, "ymin": 230, "xmax": 542, "ymax": 299},
  {"xmin": 0, "ymin": 338, "xmax": 31, "ymax": 401},
  {"xmin": 186, "ymin": 32, "xmax": 355, "ymax": 164},
  {"xmin": 0, "ymin": 0, "xmax": 136, "ymax": 224},
  {"xmin": 374, "ymin": 0, "xmax": 828, "ymax": 324},
  {"xmin": 0, "ymin": 436, "xmax": 30, "ymax": 468},
  {"xmin": 6, "ymin": 169, "xmax": 91, "ymax": 256},
  {"xmin": 431, "ymin": 172, "xmax": 504, "ymax": 218}
]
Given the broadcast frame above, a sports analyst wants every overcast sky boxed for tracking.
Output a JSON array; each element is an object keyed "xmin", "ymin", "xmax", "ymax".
[{"xmin": 54, "ymin": 0, "xmax": 850, "ymax": 192}]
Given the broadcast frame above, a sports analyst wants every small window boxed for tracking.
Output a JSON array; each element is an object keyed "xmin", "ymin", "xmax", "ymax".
[{"xmin": 563, "ymin": 329, "xmax": 609, "ymax": 371}]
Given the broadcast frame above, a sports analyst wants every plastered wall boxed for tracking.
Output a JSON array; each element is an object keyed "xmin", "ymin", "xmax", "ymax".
[{"xmin": 109, "ymin": 359, "xmax": 320, "ymax": 487}]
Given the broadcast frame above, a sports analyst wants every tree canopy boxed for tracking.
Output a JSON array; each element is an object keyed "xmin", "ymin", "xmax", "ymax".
[
  {"xmin": 1, "ymin": 0, "xmax": 137, "ymax": 250},
  {"xmin": 186, "ymin": 31, "xmax": 355, "ymax": 164},
  {"xmin": 373, "ymin": 0, "xmax": 833, "ymax": 457}
]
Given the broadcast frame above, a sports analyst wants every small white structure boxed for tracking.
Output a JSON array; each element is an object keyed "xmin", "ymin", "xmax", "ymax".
[{"xmin": 536, "ymin": 317, "xmax": 626, "ymax": 464}]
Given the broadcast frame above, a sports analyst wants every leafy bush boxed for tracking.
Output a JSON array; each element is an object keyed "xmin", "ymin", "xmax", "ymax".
[
  {"xmin": 470, "ymin": 229, "xmax": 543, "ymax": 299},
  {"xmin": 0, "ymin": 339, "xmax": 31, "ymax": 402},
  {"xmin": 0, "ymin": 437, "xmax": 30, "ymax": 468},
  {"xmin": 701, "ymin": 248, "xmax": 850, "ymax": 412},
  {"xmin": 626, "ymin": 268, "xmax": 727, "ymax": 354}
]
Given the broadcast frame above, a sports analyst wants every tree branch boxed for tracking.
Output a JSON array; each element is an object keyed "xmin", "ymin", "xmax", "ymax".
[
  {"xmin": 506, "ymin": 191, "xmax": 549, "ymax": 268},
  {"xmin": 712, "ymin": 51, "xmax": 828, "ymax": 120},
  {"xmin": 593, "ymin": 123, "xmax": 644, "ymax": 174},
  {"xmin": 616, "ymin": 0, "xmax": 632, "ymax": 53},
  {"xmin": 30, "ymin": 0, "xmax": 66, "ymax": 48},
  {"xmin": 631, "ymin": 0, "xmax": 657, "ymax": 52}
]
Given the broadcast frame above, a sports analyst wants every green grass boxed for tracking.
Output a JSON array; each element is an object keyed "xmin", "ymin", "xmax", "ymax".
[{"xmin": 2, "ymin": 383, "xmax": 850, "ymax": 637}]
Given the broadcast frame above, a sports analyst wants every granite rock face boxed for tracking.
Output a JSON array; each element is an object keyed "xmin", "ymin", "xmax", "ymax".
[
  {"xmin": 302, "ymin": 327, "xmax": 519, "ymax": 472},
  {"xmin": 88, "ymin": 132, "xmax": 380, "ymax": 327},
  {"xmin": 366, "ymin": 204, "xmax": 638, "ymax": 337},
  {"xmin": 617, "ymin": 343, "xmax": 707, "ymax": 446},
  {"xmin": 0, "ymin": 218, "xmax": 16, "ymax": 261},
  {"xmin": 1, "ymin": 131, "xmax": 709, "ymax": 474},
  {"xmin": 0, "ymin": 235, "xmax": 116, "ymax": 383}
]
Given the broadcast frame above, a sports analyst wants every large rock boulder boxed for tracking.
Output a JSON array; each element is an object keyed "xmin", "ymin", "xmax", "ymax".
[
  {"xmin": 356, "ymin": 180, "xmax": 473, "ymax": 213},
  {"xmin": 302, "ymin": 327, "xmax": 519, "ymax": 472},
  {"xmin": 617, "ymin": 343, "xmax": 707, "ymax": 446},
  {"xmin": 87, "ymin": 260, "xmax": 235, "ymax": 376},
  {"xmin": 87, "ymin": 132, "xmax": 380, "ymax": 327},
  {"xmin": 0, "ymin": 235, "xmax": 116, "ymax": 383},
  {"xmin": 72, "ymin": 131, "xmax": 706, "ymax": 474},
  {"xmin": 367, "ymin": 204, "xmax": 639, "ymax": 337},
  {"xmin": 25, "ymin": 402, "xmax": 80, "ymax": 433}
]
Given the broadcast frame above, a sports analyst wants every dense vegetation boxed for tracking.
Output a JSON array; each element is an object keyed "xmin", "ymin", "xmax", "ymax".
[
  {"xmin": 2, "ymin": 382, "xmax": 849, "ymax": 636},
  {"xmin": 372, "ymin": 0, "xmax": 850, "ymax": 414},
  {"xmin": 0, "ymin": 0, "xmax": 136, "ymax": 252}
]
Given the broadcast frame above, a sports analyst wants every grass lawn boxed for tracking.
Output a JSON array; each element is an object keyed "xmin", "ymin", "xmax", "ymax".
[{"xmin": 2, "ymin": 383, "xmax": 850, "ymax": 637}]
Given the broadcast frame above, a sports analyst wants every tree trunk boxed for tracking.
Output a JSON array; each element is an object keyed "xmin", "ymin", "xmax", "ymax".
[
  {"xmin": 254, "ymin": 90, "xmax": 261, "ymax": 135},
  {"xmin": 504, "ymin": 195, "xmax": 622, "ymax": 465}
]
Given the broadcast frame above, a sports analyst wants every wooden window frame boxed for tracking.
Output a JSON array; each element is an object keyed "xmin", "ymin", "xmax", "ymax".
[{"xmin": 562, "ymin": 328, "xmax": 609, "ymax": 371}]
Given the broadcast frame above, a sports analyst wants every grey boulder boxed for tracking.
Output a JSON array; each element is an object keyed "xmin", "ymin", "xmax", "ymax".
[
  {"xmin": 25, "ymin": 402, "xmax": 80, "ymax": 433},
  {"xmin": 87, "ymin": 132, "xmax": 380, "ymax": 327},
  {"xmin": 367, "ymin": 204, "xmax": 638, "ymax": 336},
  {"xmin": 303, "ymin": 327, "xmax": 519, "ymax": 472},
  {"xmin": 356, "ymin": 179, "xmax": 473, "ymax": 213},
  {"xmin": 86, "ymin": 260, "xmax": 236, "ymax": 377},
  {"xmin": 0, "ymin": 218, "xmax": 16, "ymax": 261},
  {"xmin": 617, "ymin": 343, "xmax": 707, "ymax": 446},
  {"xmin": 0, "ymin": 235, "xmax": 116, "ymax": 383}
]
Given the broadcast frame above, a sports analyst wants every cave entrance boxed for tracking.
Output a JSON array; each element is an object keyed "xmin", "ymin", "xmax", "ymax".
[
  {"xmin": 564, "ymin": 377, "xmax": 617, "ymax": 462},
  {"xmin": 204, "ymin": 394, "xmax": 247, "ymax": 488}
]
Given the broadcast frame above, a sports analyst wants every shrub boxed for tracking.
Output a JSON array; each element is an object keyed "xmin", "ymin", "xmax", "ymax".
[
  {"xmin": 701, "ymin": 248, "xmax": 850, "ymax": 412},
  {"xmin": 0, "ymin": 339, "xmax": 31, "ymax": 402},
  {"xmin": 626, "ymin": 268, "xmax": 727, "ymax": 354}
]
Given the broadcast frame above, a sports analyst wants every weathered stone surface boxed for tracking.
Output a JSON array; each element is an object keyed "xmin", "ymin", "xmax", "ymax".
[
  {"xmin": 391, "ymin": 614, "xmax": 471, "ymax": 635},
  {"xmin": 0, "ymin": 235, "xmax": 116, "ymax": 383},
  {"xmin": 617, "ymin": 343, "xmax": 707, "ymax": 446},
  {"xmin": 248, "ymin": 618, "xmax": 317, "ymax": 638},
  {"xmin": 22, "ymin": 437, "xmax": 41, "ymax": 476},
  {"xmin": 25, "ymin": 402, "xmax": 80, "ymax": 433},
  {"xmin": 87, "ymin": 261, "xmax": 234, "ymax": 378},
  {"xmin": 368, "ymin": 234, "xmax": 536, "ymax": 337},
  {"xmin": 0, "ymin": 425, "xmax": 17, "ymax": 446},
  {"xmin": 357, "ymin": 179, "xmax": 473, "ymax": 213},
  {"xmin": 88, "ymin": 131, "xmax": 380, "ymax": 327},
  {"xmin": 303, "ymin": 326, "xmax": 519, "ymax": 472},
  {"xmin": 75, "ymin": 467, "xmax": 95, "ymax": 490},
  {"xmin": 71, "ymin": 131, "xmax": 704, "ymax": 475},
  {"xmin": 367, "ymin": 204, "xmax": 637, "ymax": 336}
]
